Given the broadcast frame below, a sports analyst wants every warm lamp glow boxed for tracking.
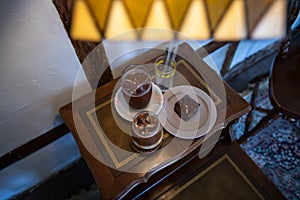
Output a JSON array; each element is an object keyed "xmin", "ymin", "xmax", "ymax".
[
  {"xmin": 252, "ymin": 0, "xmax": 287, "ymax": 38},
  {"xmin": 70, "ymin": 0, "xmax": 287, "ymax": 41},
  {"xmin": 179, "ymin": 0, "xmax": 210, "ymax": 39},
  {"xmin": 142, "ymin": 0, "xmax": 173, "ymax": 40},
  {"xmin": 105, "ymin": 1, "xmax": 135, "ymax": 39},
  {"xmin": 214, "ymin": 0, "xmax": 246, "ymax": 40},
  {"xmin": 71, "ymin": 0, "xmax": 101, "ymax": 41}
]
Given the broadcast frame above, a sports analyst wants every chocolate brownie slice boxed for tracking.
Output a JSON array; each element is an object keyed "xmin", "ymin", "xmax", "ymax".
[{"xmin": 174, "ymin": 95, "xmax": 200, "ymax": 121}]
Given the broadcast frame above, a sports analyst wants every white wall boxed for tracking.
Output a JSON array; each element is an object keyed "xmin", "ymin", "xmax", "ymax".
[{"xmin": 0, "ymin": 0, "xmax": 90, "ymax": 199}]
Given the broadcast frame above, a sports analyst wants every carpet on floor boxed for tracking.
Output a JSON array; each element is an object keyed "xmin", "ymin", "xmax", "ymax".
[{"xmin": 232, "ymin": 79, "xmax": 300, "ymax": 200}]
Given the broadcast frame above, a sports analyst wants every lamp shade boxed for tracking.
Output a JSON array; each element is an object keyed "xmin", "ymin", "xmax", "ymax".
[{"xmin": 70, "ymin": 0, "xmax": 287, "ymax": 41}]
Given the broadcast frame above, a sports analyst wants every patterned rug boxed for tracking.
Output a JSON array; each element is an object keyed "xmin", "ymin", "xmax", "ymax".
[{"xmin": 232, "ymin": 79, "xmax": 300, "ymax": 200}]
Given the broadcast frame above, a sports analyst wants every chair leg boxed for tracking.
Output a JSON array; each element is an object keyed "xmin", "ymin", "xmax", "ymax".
[
  {"xmin": 238, "ymin": 109, "xmax": 278, "ymax": 144},
  {"xmin": 243, "ymin": 73, "xmax": 269, "ymax": 136},
  {"xmin": 282, "ymin": 114, "xmax": 298, "ymax": 123},
  {"xmin": 237, "ymin": 73, "xmax": 276, "ymax": 143}
]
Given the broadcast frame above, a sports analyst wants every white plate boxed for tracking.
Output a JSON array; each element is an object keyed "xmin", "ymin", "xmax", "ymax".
[
  {"xmin": 158, "ymin": 85, "xmax": 217, "ymax": 139},
  {"xmin": 114, "ymin": 83, "xmax": 163, "ymax": 121}
]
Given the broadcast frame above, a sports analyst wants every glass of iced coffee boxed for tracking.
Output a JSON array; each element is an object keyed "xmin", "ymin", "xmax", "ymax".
[
  {"xmin": 130, "ymin": 111, "xmax": 163, "ymax": 152},
  {"xmin": 121, "ymin": 65, "xmax": 152, "ymax": 110}
]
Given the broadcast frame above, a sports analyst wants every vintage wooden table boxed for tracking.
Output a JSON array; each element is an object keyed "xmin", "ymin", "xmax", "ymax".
[{"xmin": 59, "ymin": 43, "xmax": 284, "ymax": 199}]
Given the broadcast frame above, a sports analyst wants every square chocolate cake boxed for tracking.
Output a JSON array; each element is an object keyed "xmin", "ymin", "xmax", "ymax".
[{"xmin": 174, "ymin": 95, "xmax": 200, "ymax": 121}]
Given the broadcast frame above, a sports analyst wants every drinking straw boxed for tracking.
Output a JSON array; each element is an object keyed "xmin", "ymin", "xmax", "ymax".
[
  {"xmin": 169, "ymin": 47, "xmax": 175, "ymax": 66},
  {"xmin": 171, "ymin": 40, "xmax": 179, "ymax": 62},
  {"xmin": 160, "ymin": 40, "xmax": 179, "ymax": 79},
  {"xmin": 164, "ymin": 43, "xmax": 172, "ymax": 66}
]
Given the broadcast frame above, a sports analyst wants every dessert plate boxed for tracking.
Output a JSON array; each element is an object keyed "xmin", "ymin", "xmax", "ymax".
[
  {"xmin": 158, "ymin": 85, "xmax": 217, "ymax": 139},
  {"xmin": 114, "ymin": 83, "xmax": 163, "ymax": 121}
]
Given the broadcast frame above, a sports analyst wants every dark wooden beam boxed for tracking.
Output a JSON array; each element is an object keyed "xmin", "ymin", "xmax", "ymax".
[
  {"xmin": 224, "ymin": 42, "xmax": 280, "ymax": 92},
  {"xmin": 220, "ymin": 42, "xmax": 240, "ymax": 76},
  {"xmin": 0, "ymin": 123, "xmax": 70, "ymax": 170},
  {"xmin": 196, "ymin": 41, "xmax": 228, "ymax": 58},
  {"xmin": 223, "ymin": 42, "xmax": 280, "ymax": 81}
]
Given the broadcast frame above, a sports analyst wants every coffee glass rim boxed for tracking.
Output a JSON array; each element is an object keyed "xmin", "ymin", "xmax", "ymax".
[
  {"xmin": 122, "ymin": 64, "xmax": 149, "ymax": 76},
  {"xmin": 131, "ymin": 110, "xmax": 161, "ymax": 138},
  {"xmin": 121, "ymin": 64, "xmax": 152, "ymax": 97}
]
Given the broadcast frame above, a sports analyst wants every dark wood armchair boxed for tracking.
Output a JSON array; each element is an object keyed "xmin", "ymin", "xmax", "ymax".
[
  {"xmin": 237, "ymin": 0, "xmax": 300, "ymax": 141},
  {"xmin": 269, "ymin": 0, "xmax": 300, "ymax": 120},
  {"xmin": 269, "ymin": 28, "xmax": 300, "ymax": 120}
]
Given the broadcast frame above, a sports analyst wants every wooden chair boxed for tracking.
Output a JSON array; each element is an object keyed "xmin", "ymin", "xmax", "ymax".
[
  {"xmin": 269, "ymin": 0, "xmax": 300, "ymax": 120},
  {"xmin": 269, "ymin": 28, "xmax": 300, "ymax": 120},
  {"xmin": 237, "ymin": 0, "xmax": 300, "ymax": 141}
]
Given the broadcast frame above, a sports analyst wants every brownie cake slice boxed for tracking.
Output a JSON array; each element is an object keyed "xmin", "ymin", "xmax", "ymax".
[{"xmin": 174, "ymin": 95, "xmax": 200, "ymax": 121}]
